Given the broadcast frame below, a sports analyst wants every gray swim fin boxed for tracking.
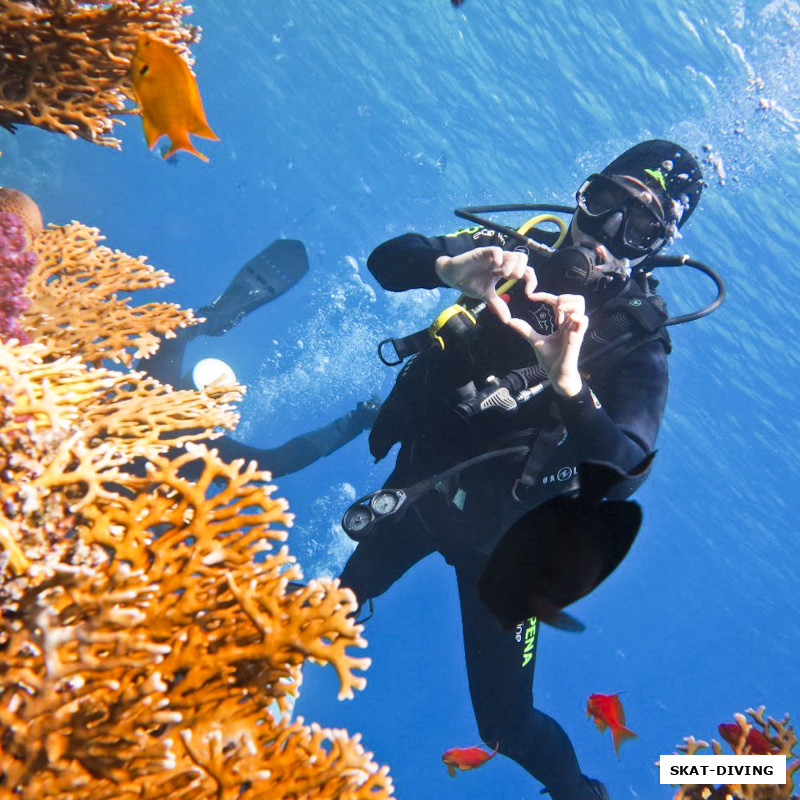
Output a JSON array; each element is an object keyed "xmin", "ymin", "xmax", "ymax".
[{"xmin": 199, "ymin": 239, "xmax": 309, "ymax": 335}]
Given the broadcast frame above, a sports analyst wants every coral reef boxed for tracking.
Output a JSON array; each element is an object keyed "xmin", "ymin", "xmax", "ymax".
[
  {"xmin": 0, "ymin": 187, "xmax": 43, "ymax": 244},
  {"xmin": 0, "ymin": 205, "xmax": 394, "ymax": 798},
  {"xmin": 0, "ymin": 0, "xmax": 197, "ymax": 147},
  {"xmin": 671, "ymin": 706, "xmax": 798, "ymax": 800},
  {"xmin": 23, "ymin": 220, "xmax": 200, "ymax": 367},
  {"xmin": 0, "ymin": 211, "xmax": 37, "ymax": 344}
]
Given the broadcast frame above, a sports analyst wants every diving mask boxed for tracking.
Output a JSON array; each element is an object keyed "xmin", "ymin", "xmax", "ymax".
[{"xmin": 575, "ymin": 173, "xmax": 668, "ymax": 258}]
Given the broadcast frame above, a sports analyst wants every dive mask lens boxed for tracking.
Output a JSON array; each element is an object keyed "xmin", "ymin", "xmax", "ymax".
[
  {"xmin": 623, "ymin": 205, "xmax": 663, "ymax": 249},
  {"xmin": 576, "ymin": 174, "xmax": 667, "ymax": 255},
  {"xmin": 578, "ymin": 174, "xmax": 632, "ymax": 216}
]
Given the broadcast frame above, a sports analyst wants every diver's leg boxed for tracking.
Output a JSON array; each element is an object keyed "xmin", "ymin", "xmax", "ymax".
[
  {"xmin": 453, "ymin": 553, "xmax": 603, "ymax": 800},
  {"xmin": 121, "ymin": 399, "xmax": 380, "ymax": 484},
  {"xmin": 339, "ymin": 505, "xmax": 436, "ymax": 607},
  {"xmin": 211, "ymin": 399, "xmax": 380, "ymax": 478},
  {"xmin": 141, "ymin": 239, "xmax": 309, "ymax": 387},
  {"xmin": 198, "ymin": 240, "xmax": 308, "ymax": 335},
  {"xmin": 141, "ymin": 326, "xmax": 199, "ymax": 389}
]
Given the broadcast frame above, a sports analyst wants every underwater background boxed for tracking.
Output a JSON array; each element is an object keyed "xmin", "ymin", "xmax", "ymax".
[{"xmin": 3, "ymin": 0, "xmax": 799, "ymax": 796}]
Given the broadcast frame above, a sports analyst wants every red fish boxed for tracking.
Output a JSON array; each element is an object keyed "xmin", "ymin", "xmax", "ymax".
[
  {"xmin": 586, "ymin": 693, "xmax": 638, "ymax": 758},
  {"xmin": 718, "ymin": 723, "xmax": 780, "ymax": 755},
  {"xmin": 442, "ymin": 743, "xmax": 498, "ymax": 777}
]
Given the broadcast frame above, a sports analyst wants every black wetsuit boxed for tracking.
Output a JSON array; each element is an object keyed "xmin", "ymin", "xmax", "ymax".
[
  {"xmin": 339, "ymin": 227, "xmax": 669, "ymax": 800},
  {"xmin": 141, "ymin": 329, "xmax": 375, "ymax": 479}
]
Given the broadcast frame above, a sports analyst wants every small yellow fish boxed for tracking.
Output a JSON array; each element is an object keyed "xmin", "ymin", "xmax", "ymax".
[{"xmin": 130, "ymin": 33, "xmax": 219, "ymax": 162}]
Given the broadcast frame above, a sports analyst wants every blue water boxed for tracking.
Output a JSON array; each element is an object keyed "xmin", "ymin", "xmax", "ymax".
[{"xmin": 3, "ymin": 0, "xmax": 799, "ymax": 796}]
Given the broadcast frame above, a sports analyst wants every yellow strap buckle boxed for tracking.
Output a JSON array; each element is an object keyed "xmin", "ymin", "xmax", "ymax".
[
  {"xmin": 424, "ymin": 213, "xmax": 568, "ymax": 352},
  {"xmin": 429, "ymin": 304, "xmax": 477, "ymax": 350}
]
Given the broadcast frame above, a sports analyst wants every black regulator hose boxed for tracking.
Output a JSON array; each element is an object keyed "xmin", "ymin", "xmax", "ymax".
[
  {"xmin": 650, "ymin": 255, "xmax": 726, "ymax": 326},
  {"xmin": 454, "ymin": 205, "xmax": 576, "ymax": 251}
]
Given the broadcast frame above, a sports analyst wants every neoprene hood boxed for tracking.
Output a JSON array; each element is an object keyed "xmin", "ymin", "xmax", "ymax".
[{"xmin": 600, "ymin": 139, "xmax": 704, "ymax": 228}]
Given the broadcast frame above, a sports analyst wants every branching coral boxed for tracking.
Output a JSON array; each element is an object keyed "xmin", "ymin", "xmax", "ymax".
[
  {"xmin": 0, "ymin": 0, "xmax": 197, "ymax": 146},
  {"xmin": 671, "ymin": 706, "xmax": 799, "ymax": 800},
  {"xmin": 0, "ymin": 210, "xmax": 394, "ymax": 798},
  {"xmin": 23, "ymin": 220, "xmax": 200, "ymax": 367}
]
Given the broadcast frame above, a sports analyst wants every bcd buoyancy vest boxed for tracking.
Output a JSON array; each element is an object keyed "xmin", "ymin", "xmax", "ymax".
[{"xmin": 368, "ymin": 277, "xmax": 671, "ymax": 480}]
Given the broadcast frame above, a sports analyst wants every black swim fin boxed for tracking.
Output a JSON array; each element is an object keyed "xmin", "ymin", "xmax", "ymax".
[
  {"xmin": 576, "ymin": 452, "xmax": 656, "ymax": 506},
  {"xmin": 198, "ymin": 239, "xmax": 309, "ymax": 336},
  {"xmin": 525, "ymin": 591, "xmax": 586, "ymax": 632}
]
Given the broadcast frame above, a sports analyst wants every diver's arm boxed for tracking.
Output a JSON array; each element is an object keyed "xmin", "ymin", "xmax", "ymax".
[
  {"xmin": 511, "ymin": 291, "xmax": 666, "ymax": 467},
  {"xmin": 434, "ymin": 247, "xmax": 537, "ymax": 314},
  {"xmin": 369, "ymin": 233, "xmax": 536, "ymax": 326},
  {"xmin": 555, "ymin": 339, "xmax": 669, "ymax": 471},
  {"xmin": 510, "ymin": 292, "xmax": 587, "ymax": 397},
  {"xmin": 209, "ymin": 403, "xmax": 378, "ymax": 479},
  {"xmin": 137, "ymin": 326, "xmax": 199, "ymax": 390},
  {"xmin": 367, "ymin": 228, "xmax": 513, "ymax": 291}
]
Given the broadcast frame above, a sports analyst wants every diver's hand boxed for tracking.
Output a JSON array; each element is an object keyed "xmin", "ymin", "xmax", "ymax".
[
  {"xmin": 507, "ymin": 293, "xmax": 588, "ymax": 397},
  {"xmin": 435, "ymin": 247, "xmax": 537, "ymax": 324}
]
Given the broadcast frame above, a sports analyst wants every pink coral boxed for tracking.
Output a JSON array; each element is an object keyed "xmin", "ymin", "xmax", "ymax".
[{"xmin": 0, "ymin": 211, "xmax": 36, "ymax": 343}]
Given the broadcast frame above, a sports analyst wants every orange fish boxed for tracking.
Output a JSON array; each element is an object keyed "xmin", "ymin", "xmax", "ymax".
[
  {"xmin": 586, "ymin": 693, "xmax": 638, "ymax": 758},
  {"xmin": 441, "ymin": 743, "xmax": 498, "ymax": 777},
  {"xmin": 129, "ymin": 33, "xmax": 219, "ymax": 162},
  {"xmin": 718, "ymin": 723, "xmax": 780, "ymax": 755}
]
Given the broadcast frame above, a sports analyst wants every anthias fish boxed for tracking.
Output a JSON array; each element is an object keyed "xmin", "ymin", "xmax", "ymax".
[
  {"xmin": 717, "ymin": 723, "xmax": 780, "ymax": 755},
  {"xmin": 129, "ymin": 34, "xmax": 219, "ymax": 162},
  {"xmin": 442, "ymin": 743, "xmax": 498, "ymax": 777},
  {"xmin": 479, "ymin": 455, "xmax": 654, "ymax": 631},
  {"xmin": 587, "ymin": 693, "xmax": 638, "ymax": 758}
]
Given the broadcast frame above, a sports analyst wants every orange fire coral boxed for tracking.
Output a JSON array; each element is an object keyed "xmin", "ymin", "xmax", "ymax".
[
  {"xmin": 23, "ymin": 220, "xmax": 200, "ymax": 367},
  {"xmin": 0, "ymin": 0, "xmax": 197, "ymax": 146},
  {"xmin": 0, "ymin": 212, "xmax": 395, "ymax": 798},
  {"xmin": 670, "ymin": 706, "xmax": 799, "ymax": 800}
]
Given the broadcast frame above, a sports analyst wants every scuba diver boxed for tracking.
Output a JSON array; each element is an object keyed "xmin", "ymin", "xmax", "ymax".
[
  {"xmin": 337, "ymin": 141, "xmax": 714, "ymax": 799},
  {"xmin": 143, "ymin": 239, "xmax": 380, "ymax": 478}
]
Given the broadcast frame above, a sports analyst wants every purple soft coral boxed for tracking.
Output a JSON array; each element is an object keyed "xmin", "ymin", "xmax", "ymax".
[{"xmin": 0, "ymin": 212, "xmax": 37, "ymax": 344}]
